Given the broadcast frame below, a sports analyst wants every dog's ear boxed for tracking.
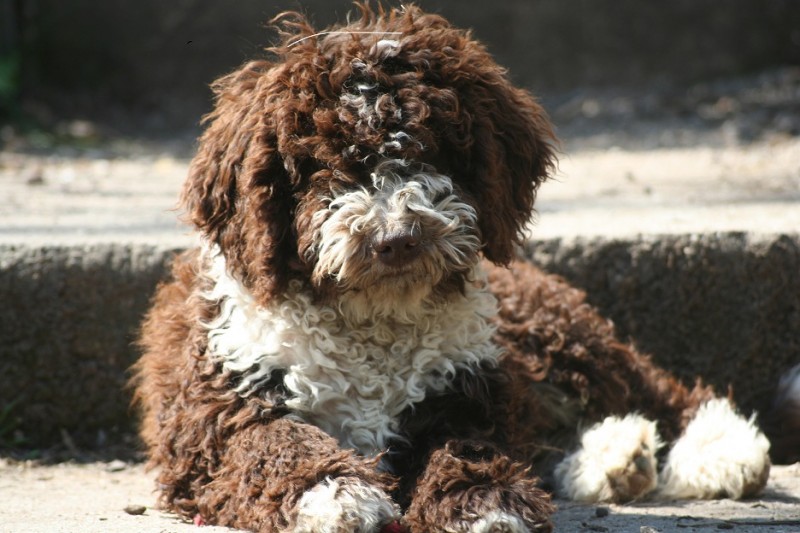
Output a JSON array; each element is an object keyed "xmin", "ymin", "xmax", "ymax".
[
  {"xmin": 477, "ymin": 84, "xmax": 556, "ymax": 264},
  {"xmin": 460, "ymin": 78, "xmax": 557, "ymax": 264},
  {"xmin": 424, "ymin": 30, "xmax": 557, "ymax": 264},
  {"xmin": 181, "ymin": 60, "xmax": 297, "ymax": 300}
]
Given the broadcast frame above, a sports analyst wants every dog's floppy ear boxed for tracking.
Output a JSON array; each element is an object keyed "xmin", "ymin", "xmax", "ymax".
[
  {"xmin": 426, "ymin": 29, "xmax": 557, "ymax": 264},
  {"xmin": 181, "ymin": 60, "xmax": 297, "ymax": 301},
  {"xmin": 470, "ymin": 82, "xmax": 556, "ymax": 264}
]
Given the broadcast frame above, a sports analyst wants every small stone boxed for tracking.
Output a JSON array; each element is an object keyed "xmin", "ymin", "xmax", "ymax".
[
  {"xmin": 595, "ymin": 506, "xmax": 610, "ymax": 518},
  {"xmin": 640, "ymin": 527, "xmax": 661, "ymax": 533},
  {"xmin": 106, "ymin": 459, "xmax": 127, "ymax": 472},
  {"xmin": 123, "ymin": 504, "xmax": 146, "ymax": 516},
  {"xmin": 26, "ymin": 172, "xmax": 45, "ymax": 186}
]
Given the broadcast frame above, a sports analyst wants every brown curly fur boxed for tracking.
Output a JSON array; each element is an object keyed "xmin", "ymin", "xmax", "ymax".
[
  {"xmin": 180, "ymin": 3, "xmax": 554, "ymax": 307},
  {"xmin": 133, "ymin": 4, "xmax": 732, "ymax": 532}
]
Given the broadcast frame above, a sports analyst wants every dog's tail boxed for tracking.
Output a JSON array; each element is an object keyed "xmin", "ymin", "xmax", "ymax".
[{"xmin": 762, "ymin": 363, "xmax": 800, "ymax": 464}]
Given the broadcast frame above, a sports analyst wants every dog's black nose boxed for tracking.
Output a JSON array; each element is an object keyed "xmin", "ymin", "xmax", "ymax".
[{"xmin": 373, "ymin": 229, "xmax": 421, "ymax": 267}]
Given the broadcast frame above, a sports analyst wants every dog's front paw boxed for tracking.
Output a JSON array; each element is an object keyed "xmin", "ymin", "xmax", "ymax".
[
  {"xmin": 293, "ymin": 477, "xmax": 400, "ymax": 533},
  {"xmin": 554, "ymin": 413, "xmax": 661, "ymax": 503},
  {"xmin": 658, "ymin": 399, "xmax": 771, "ymax": 499},
  {"xmin": 405, "ymin": 441, "xmax": 554, "ymax": 533}
]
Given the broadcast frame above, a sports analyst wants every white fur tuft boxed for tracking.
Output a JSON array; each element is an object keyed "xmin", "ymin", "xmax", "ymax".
[
  {"xmin": 658, "ymin": 398, "xmax": 770, "ymax": 499},
  {"xmin": 293, "ymin": 478, "xmax": 399, "ymax": 533},
  {"xmin": 555, "ymin": 413, "xmax": 661, "ymax": 503},
  {"xmin": 469, "ymin": 511, "xmax": 529, "ymax": 533}
]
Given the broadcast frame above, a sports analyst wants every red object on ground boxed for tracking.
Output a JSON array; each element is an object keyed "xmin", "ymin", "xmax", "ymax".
[
  {"xmin": 381, "ymin": 521, "xmax": 409, "ymax": 533},
  {"xmin": 193, "ymin": 513, "xmax": 206, "ymax": 526}
]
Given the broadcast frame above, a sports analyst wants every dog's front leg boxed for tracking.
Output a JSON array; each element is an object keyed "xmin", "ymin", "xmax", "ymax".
[
  {"xmin": 403, "ymin": 439, "xmax": 554, "ymax": 533},
  {"xmin": 161, "ymin": 417, "xmax": 399, "ymax": 533}
]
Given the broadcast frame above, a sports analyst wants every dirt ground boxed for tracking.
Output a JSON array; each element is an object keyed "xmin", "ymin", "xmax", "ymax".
[{"xmin": 1, "ymin": 459, "xmax": 798, "ymax": 533}]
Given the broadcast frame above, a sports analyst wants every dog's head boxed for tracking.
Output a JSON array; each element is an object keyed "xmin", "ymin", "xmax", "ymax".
[{"xmin": 184, "ymin": 4, "xmax": 556, "ymax": 314}]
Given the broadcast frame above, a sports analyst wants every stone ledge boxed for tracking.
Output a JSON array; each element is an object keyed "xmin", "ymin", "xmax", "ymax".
[
  {"xmin": 526, "ymin": 232, "xmax": 800, "ymax": 416},
  {"xmin": 1, "ymin": 233, "xmax": 797, "ymax": 447}
]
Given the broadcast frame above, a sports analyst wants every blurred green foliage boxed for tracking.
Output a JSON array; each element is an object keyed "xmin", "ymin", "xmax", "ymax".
[
  {"xmin": 0, "ymin": 398, "xmax": 26, "ymax": 448},
  {"xmin": 0, "ymin": 51, "xmax": 21, "ymax": 118}
]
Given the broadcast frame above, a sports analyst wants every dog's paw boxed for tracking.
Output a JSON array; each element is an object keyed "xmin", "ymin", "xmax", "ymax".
[
  {"xmin": 469, "ymin": 511, "xmax": 531, "ymax": 533},
  {"xmin": 658, "ymin": 399, "xmax": 771, "ymax": 500},
  {"xmin": 293, "ymin": 477, "xmax": 400, "ymax": 533},
  {"xmin": 554, "ymin": 413, "xmax": 661, "ymax": 503}
]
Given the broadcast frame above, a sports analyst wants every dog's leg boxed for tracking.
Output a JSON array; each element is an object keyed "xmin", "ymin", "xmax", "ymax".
[
  {"xmin": 551, "ymin": 398, "xmax": 771, "ymax": 504},
  {"xmin": 157, "ymin": 417, "xmax": 399, "ymax": 532},
  {"xmin": 489, "ymin": 261, "xmax": 770, "ymax": 502},
  {"xmin": 553, "ymin": 414, "xmax": 660, "ymax": 503},
  {"xmin": 657, "ymin": 398, "xmax": 771, "ymax": 499},
  {"xmin": 403, "ymin": 440, "xmax": 554, "ymax": 533}
]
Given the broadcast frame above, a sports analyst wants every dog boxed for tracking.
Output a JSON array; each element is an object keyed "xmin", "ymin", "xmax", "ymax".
[{"xmin": 133, "ymin": 4, "xmax": 771, "ymax": 532}]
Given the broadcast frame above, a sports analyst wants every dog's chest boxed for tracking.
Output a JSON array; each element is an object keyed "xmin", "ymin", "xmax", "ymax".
[{"xmin": 204, "ymin": 275, "xmax": 501, "ymax": 456}]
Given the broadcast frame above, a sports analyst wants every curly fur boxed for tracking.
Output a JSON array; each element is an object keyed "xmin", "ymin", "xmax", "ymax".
[{"xmin": 133, "ymin": 4, "xmax": 772, "ymax": 532}]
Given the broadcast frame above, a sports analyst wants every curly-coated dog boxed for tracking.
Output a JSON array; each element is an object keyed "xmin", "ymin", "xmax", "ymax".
[{"xmin": 133, "ymin": 5, "xmax": 771, "ymax": 532}]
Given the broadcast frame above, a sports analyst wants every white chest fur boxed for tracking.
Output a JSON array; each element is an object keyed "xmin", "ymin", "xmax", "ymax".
[{"xmin": 202, "ymin": 250, "xmax": 501, "ymax": 456}]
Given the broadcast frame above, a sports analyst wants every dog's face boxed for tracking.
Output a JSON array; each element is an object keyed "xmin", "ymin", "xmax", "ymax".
[{"xmin": 183, "ymin": 4, "xmax": 556, "ymax": 312}]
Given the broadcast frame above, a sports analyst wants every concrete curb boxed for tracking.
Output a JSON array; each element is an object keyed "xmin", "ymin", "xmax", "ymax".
[
  {"xmin": 0, "ymin": 243, "xmax": 180, "ymax": 448},
  {"xmin": 526, "ymin": 232, "xmax": 800, "ymax": 416},
  {"xmin": 1, "ymin": 233, "xmax": 798, "ymax": 448}
]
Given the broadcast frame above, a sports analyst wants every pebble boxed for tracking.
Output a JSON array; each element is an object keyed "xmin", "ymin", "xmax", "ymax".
[
  {"xmin": 123, "ymin": 504, "xmax": 146, "ymax": 516},
  {"xmin": 595, "ymin": 506, "xmax": 610, "ymax": 518},
  {"xmin": 105, "ymin": 460, "xmax": 127, "ymax": 472}
]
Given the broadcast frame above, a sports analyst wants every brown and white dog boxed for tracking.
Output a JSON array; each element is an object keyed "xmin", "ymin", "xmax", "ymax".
[{"xmin": 133, "ymin": 5, "xmax": 771, "ymax": 532}]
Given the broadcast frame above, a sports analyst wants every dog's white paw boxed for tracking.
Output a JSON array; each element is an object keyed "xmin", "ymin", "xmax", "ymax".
[
  {"xmin": 469, "ymin": 511, "xmax": 529, "ymax": 533},
  {"xmin": 658, "ymin": 399, "xmax": 771, "ymax": 499},
  {"xmin": 293, "ymin": 477, "xmax": 399, "ymax": 533},
  {"xmin": 554, "ymin": 413, "xmax": 660, "ymax": 503}
]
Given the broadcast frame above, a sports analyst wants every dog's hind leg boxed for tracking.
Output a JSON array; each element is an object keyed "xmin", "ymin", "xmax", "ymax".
[
  {"xmin": 488, "ymin": 260, "xmax": 770, "ymax": 502},
  {"xmin": 553, "ymin": 413, "xmax": 661, "ymax": 503},
  {"xmin": 552, "ymin": 399, "xmax": 771, "ymax": 503}
]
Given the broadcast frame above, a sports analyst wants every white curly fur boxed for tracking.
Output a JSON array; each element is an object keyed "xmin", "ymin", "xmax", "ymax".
[
  {"xmin": 202, "ymin": 244, "xmax": 500, "ymax": 456},
  {"xmin": 658, "ymin": 398, "xmax": 771, "ymax": 499},
  {"xmin": 293, "ymin": 477, "xmax": 399, "ymax": 533},
  {"xmin": 469, "ymin": 511, "xmax": 530, "ymax": 533},
  {"xmin": 554, "ymin": 413, "xmax": 661, "ymax": 503}
]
